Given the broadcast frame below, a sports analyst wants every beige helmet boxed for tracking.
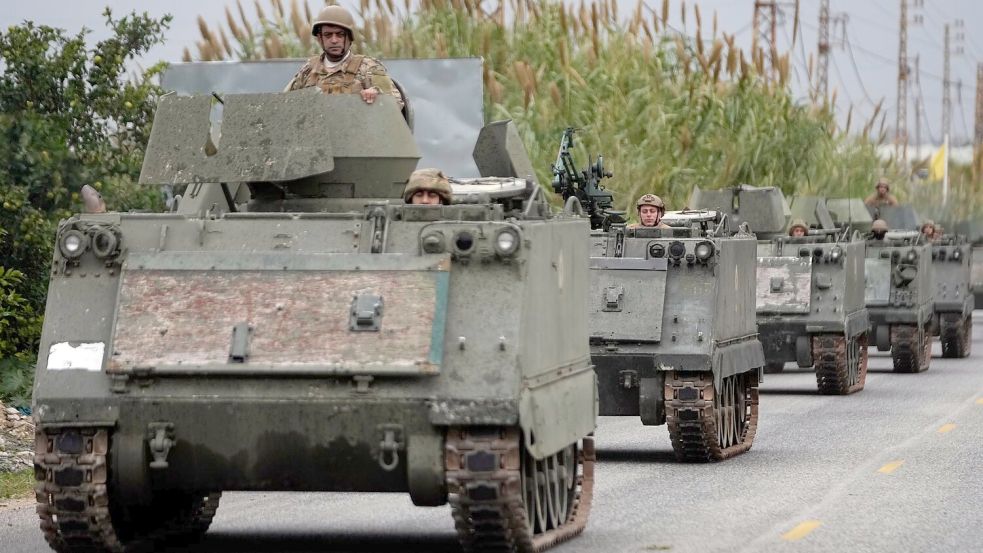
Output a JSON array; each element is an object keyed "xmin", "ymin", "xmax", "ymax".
[
  {"xmin": 871, "ymin": 219, "xmax": 889, "ymax": 232},
  {"xmin": 403, "ymin": 168, "xmax": 452, "ymax": 204},
  {"xmin": 636, "ymin": 194, "xmax": 665, "ymax": 210},
  {"xmin": 875, "ymin": 178, "xmax": 890, "ymax": 191},
  {"xmin": 311, "ymin": 5, "xmax": 356, "ymax": 38},
  {"xmin": 789, "ymin": 218, "xmax": 808, "ymax": 234},
  {"xmin": 920, "ymin": 219, "xmax": 935, "ymax": 232}
]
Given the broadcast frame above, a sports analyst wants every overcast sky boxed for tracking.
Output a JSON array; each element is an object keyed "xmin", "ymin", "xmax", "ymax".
[{"xmin": 2, "ymin": 0, "xmax": 980, "ymax": 147}]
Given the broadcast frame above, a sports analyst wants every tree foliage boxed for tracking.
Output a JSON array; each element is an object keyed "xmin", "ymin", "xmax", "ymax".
[{"xmin": 0, "ymin": 9, "xmax": 171, "ymax": 406}]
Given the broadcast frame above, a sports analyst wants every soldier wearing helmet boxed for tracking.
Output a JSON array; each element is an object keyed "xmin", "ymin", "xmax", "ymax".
[
  {"xmin": 788, "ymin": 218, "xmax": 808, "ymax": 237},
  {"xmin": 403, "ymin": 168, "xmax": 452, "ymax": 205},
  {"xmin": 629, "ymin": 194, "xmax": 670, "ymax": 229},
  {"xmin": 920, "ymin": 220, "xmax": 936, "ymax": 241},
  {"xmin": 863, "ymin": 178, "xmax": 899, "ymax": 208},
  {"xmin": 870, "ymin": 218, "xmax": 889, "ymax": 240},
  {"xmin": 284, "ymin": 5, "xmax": 403, "ymax": 106}
]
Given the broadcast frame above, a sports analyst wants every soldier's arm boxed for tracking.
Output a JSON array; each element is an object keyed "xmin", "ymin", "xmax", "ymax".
[{"xmin": 361, "ymin": 60, "xmax": 404, "ymax": 106}]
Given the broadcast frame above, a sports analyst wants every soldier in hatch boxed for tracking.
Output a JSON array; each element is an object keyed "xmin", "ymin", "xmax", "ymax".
[
  {"xmin": 870, "ymin": 218, "xmax": 889, "ymax": 241},
  {"xmin": 788, "ymin": 218, "xmax": 808, "ymax": 237},
  {"xmin": 628, "ymin": 194, "xmax": 670, "ymax": 229},
  {"xmin": 403, "ymin": 168, "xmax": 452, "ymax": 206},
  {"xmin": 284, "ymin": 5, "xmax": 403, "ymax": 106},
  {"xmin": 863, "ymin": 178, "xmax": 899, "ymax": 208},
  {"xmin": 920, "ymin": 220, "xmax": 936, "ymax": 241}
]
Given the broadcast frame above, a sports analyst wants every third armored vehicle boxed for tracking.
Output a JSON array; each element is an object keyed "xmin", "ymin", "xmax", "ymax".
[
  {"xmin": 693, "ymin": 186, "xmax": 869, "ymax": 394},
  {"xmin": 588, "ymin": 210, "xmax": 763, "ymax": 461},
  {"xmin": 31, "ymin": 91, "xmax": 596, "ymax": 551}
]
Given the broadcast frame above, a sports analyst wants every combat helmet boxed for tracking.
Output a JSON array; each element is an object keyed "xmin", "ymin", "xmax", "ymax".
[
  {"xmin": 311, "ymin": 5, "xmax": 356, "ymax": 38},
  {"xmin": 636, "ymin": 194, "xmax": 665, "ymax": 210},
  {"xmin": 788, "ymin": 218, "xmax": 808, "ymax": 235},
  {"xmin": 403, "ymin": 168, "xmax": 452, "ymax": 204},
  {"xmin": 871, "ymin": 219, "xmax": 889, "ymax": 232},
  {"xmin": 875, "ymin": 178, "xmax": 891, "ymax": 191}
]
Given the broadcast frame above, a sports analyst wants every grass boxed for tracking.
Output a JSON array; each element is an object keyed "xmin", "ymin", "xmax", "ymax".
[{"xmin": 0, "ymin": 469, "xmax": 34, "ymax": 500}]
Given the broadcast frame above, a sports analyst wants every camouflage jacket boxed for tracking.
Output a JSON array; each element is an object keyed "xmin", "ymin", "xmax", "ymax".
[{"xmin": 284, "ymin": 52, "xmax": 403, "ymax": 105}]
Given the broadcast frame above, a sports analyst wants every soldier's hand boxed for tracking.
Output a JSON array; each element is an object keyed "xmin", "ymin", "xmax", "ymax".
[{"xmin": 361, "ymin": 87, "xmax": 380, "ymax": 104}]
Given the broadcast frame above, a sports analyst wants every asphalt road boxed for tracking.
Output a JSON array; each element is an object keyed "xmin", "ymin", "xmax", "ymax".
[{"xmin": 3, "ymin": 313, "xmax": 981, "ymax": 553}]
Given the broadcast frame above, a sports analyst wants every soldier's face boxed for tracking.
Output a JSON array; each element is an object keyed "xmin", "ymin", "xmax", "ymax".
[
  {"xmin": 411, "ymin": 190, "xmax": 443, "ymax": 205},
  {"xmin": 791, "ymin": 227, "xmax": 806, "ymax": 237},
  {"xmin": 318, "ymin": 25, "xmax": 350, "ymax": 61},
  {"xmin": 876, "ymin": 184, "xmax": 888, "ymax": 196},
  {"xmin": 638, "ymin": 205, "xmax": 662, "ymax": 227}
]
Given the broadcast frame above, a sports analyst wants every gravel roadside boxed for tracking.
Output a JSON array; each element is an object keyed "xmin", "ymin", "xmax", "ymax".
[{"xmin": 0, "ymin": 400, "xmax": 34, "ymax": 474}]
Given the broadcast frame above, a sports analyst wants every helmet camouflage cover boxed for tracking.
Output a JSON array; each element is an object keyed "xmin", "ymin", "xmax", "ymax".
[
  {"xmin": 871, "ymin": 219, "xmax": 889, "ymax": 232},
  {"xmin": 636, "ymin": 194, "xmax": 665, "ymax": 210},
  {"xmin": 403, "ymin": 168, "xmax": 452, "ymax": 204},
  {"xmin": 311, "ymin": 5, "xmax": 356, "ymax": 38}
]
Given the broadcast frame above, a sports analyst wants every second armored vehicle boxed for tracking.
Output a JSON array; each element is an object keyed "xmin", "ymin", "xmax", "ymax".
[{"xmin": 927, "ymin": 234, "xmax": 974, "ymax": 357}]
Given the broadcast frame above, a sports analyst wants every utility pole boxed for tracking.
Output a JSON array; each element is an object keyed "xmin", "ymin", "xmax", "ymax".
[
  {"xmin": 975, "ymin": 62, "xmax": 983, "ymax": 149},
  {"xmin": 942, "ymin": 24, "xmax": 951, "ymax": 142},
  {"xmin": 817, "ymin": 0, "xmax": 830, "ymax": 102},
  {"xmin": 896, "ymin": 0, "xmax": 908, "ymax": 161},
  {"xmin": 753, "ymin": 0, "xmax": 779, "ymax": 73},
  {"xmin": 914, "ymin": 54, "xmax": 922, "ymax": 160}
]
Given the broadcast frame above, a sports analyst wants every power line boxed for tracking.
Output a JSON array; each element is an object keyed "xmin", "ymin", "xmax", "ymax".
[{"xmin": 843, "ymin": 27, "xmax": 883, "ymax": 107}]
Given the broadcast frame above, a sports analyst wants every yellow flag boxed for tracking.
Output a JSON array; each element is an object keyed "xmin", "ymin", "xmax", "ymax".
[{"xmin": 928, "ymin": 143, "xmax": 947, "ymax": 181}]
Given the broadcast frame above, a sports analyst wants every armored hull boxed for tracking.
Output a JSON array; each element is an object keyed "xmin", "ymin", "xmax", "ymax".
[
  {"xmin": 927, "ymin": 237, "xmax": 973, "ymax": 357},
  {"xmin": 755, "ymin": 236, "xmax": 869, "ymax": 393},
  {"xmin": 589, "ymin": 212, "xmax": 764, "ymax": 462},
  {"xmin": 864, "ymin": 231, "xmax": 936, "ymax": 372},
  {"xmin": 32, "ymin": 92, "xmax": 596, "ymax": 552}
]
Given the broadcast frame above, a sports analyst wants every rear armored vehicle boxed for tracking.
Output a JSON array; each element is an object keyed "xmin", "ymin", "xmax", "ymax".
[
  {"xmin": 693, "ymin": 187, "xmax": 869, "ymax": 394},
  {"xmin": 864, "ymin": 227, "xmax": 935, "ymax": 372},
  {"xmin": 31, "ymin": 91, "xmax": 597, "ymax": 552},
  {"xmin": 927, "ymin": 233, "xmax": 973, "ymax": 357}
]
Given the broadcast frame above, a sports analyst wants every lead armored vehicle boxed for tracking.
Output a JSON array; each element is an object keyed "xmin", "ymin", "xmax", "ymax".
[
  {"xmin": 864, "ymin": 229, "xmax": 935, "ymax": 372},
  {"xmin": 587, "ymin": 209, "xmax": 763, "ymax": 462},
  {"xmin": 692, "ymin": 186, "xmax": 869, "ymax": 394},
  {"xmin": 927, "ymin": 234, "xmax": 973, "ymax": 357},
  {"xmin": 31, "ymin": 91, "xmax": 596, "ymax": 552}
]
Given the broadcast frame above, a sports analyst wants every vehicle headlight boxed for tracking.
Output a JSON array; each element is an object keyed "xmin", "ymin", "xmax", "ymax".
[
  {"xmin": 91, "ymin": 227, "xmax": 120, "ymax": 259},
  {"xmin": 952, "ymin": 249, "xmax": 962, "ymax": 261},
  {"xmin": 905, "ymin": 249, "xmax": 918, "ymax": 262},
  {"xmin": 58, "ymin": 229, "xmax": 88, "ymax": 259},
  {"xmin": 668, "ymin": 241, "xmax": 686, "ymax": 260},
  {"xmin": 694, "ymin": 241, "xmax": 714, "ymax": 261},
  {"xmin": 453, "ymin": 231, "xmax": 475, "ymax": 254},
  {"xmin": 493, "ymin": 228, "xmax": 520, "ymax": 256},
  {"xmin": 829, "ymin": 246, "xmax": 843, "ymax": 262},
  {"xmin": 421, "ymin": 231, "xmax": 445, "ymax": 254},
  {"xmin": 649, "ymin": 243, "xmax": 665, "ymax": 258}
]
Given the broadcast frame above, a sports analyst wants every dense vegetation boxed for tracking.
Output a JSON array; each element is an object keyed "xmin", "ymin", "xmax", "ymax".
[{"xmin": 0, "ymin": 10, "xmax": 170, "ymax": 406}]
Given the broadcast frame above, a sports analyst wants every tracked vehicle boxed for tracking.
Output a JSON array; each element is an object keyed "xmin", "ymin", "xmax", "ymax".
[
  {"xmin": 588, "ymin": 210, "xmax": 763, "ymax": 462},
  {"xmin": 927, "ymin": 234, "xmax": 973, "ymax": 358},
  {"xmin": 693, "ymin": 186, "xmax": 869, "ymax": 394},
  {"xmin": 864, "ymin": 229, "xmax": 935, "ymax": 372},
  {"xmin": 31, "ymin": 91, "xmax": 597, "ymax": 552}
]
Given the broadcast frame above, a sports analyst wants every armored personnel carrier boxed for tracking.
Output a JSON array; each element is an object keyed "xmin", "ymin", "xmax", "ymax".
[
  {"xmin": 692, "ymin": 186, "xmax": 869, "ymax": 394},
  {"xmin": 589, "ymin": 209, "xmax": 764, "ymax": 462},
  {"xmin": 927, "ymin": 234, "xmax": 973, "ymax": 357},
  {"xmin": 31, "ymin": 91, "xmax": 596, "ymax": 552},
  {"xmin": 864, "ymin": 229, "xmax": 935, "ymax": 372}
]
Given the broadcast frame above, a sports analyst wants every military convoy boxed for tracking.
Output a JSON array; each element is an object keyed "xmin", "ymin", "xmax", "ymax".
[
  {"xmin": 691, "ymin": 186, "xmax": 869, "ymax": 394},
  {"xmin": 587, "ymin": 209, "xmax": 763, "ymax": 462},
  {"xmin": 31, "ymin": 91, "xmax": 597, "ymax": 552}
]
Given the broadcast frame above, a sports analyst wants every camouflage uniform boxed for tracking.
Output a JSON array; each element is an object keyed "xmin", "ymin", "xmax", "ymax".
[{"xmin": 284, "ymin": 52, "xmax": 403, "ymax": 106}]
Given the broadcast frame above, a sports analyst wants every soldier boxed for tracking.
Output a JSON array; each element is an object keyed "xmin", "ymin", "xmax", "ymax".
[
  {"xmin": 80, "ymin": 184, "xmax": 106, "ymax": 214},
  {"xmin": 920, "ymin": 220, "xmax": 936, "ymax": 241},
  {"xmin": 788, "ymin": 218, "xmax": 808, "ymax": 237},
  {"xmin": 870, "ymin": 218, "xmax": 889, "ymax": 240},
  {"xmin": 863, "ymin": 178, "xmax": 899, "ymax": 208},
  {"xmin": 284, "ymin": 5, "xmax": 403, "ymax": 106},
  {"xmin": 403, "ymin": 168, "xmax": 452, "ymax": 205},
  {"xmin": 629, "ymin": 194, "xmax": 670, "ymax": 229}
]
